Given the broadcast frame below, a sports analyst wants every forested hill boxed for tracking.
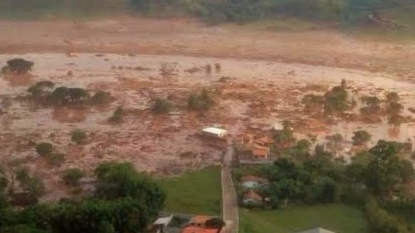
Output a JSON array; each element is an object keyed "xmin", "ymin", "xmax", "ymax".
[{"xmin": 0, "ymin": 0, "xmax": 414, "ymax": 25}]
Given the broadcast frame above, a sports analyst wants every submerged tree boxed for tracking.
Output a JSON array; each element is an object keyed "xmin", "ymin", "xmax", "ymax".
[{"xmin": 2, "ymin": 59, "xmax": 34, "ymax": 75}]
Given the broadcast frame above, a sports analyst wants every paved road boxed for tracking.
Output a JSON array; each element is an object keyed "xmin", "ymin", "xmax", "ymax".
[{"xmin": 222, "ymin": 145, "xmax": 239, "ymax": 233}]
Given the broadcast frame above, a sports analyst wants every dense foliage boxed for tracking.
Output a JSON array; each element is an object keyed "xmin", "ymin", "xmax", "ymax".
[
  {"xmin": 27, "ymin": 81, "xmax": 114, "ymax": 107},
  {"xmin": 0, "ymin": 162, "xmax": 165, "ymax": 233},
  {"xmin": 0, "ymin": 0, "xmax": 411, "ymax": 23},
  {"xmin": 238, "ymin": 139, "xmax": 415, "ymax": 231}
]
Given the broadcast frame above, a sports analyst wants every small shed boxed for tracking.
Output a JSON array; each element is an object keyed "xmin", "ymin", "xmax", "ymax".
[{"xmin": 201, "ymin": 127, "xmax": 228, "ymax": 138}]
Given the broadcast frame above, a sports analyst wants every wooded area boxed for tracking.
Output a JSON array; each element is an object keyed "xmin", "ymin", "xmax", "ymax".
[{"xmin": 0, "ymin": 0, "xmax": 413, "ymax": 23}]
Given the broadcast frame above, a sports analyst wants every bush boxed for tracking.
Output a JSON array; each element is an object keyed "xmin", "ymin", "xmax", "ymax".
[
  {"xmin": 35, "ymin": 143, "xmax": 53, "ymax": 156},
  {"xmin": 71, "ymin": 130, "xmax": 87, "ymax": 145},
  {"xmin": 62, "ymin": 168, "xmax": 84, "ymax": 186},
  {"xmin": 27, "ymin": 81, "xmax": 55, "ymax": 102},
  {"xmin": 91, "ymin": 91, "xmax": 113, "ymax": 105},
  {"xmin": 352, "ymin": 130, "xmax": 371, "ymax": 146},
  {"xmin": 109, "ymin": 107, "xmax": 124, "ymax": 122},
  {"xmin": 15, "ymin": 168, "xmax": 45, "ymax": 199},
  {"xmin": 2, "ymin": 59, "xmax": 34, "ymax": 75},
  {"xmin": 152, "ymin": 98, "xmax": 171, "ymax": 114},
  {"xmin": 49, "ymin": 87, "xmax": 90, "ymax": 105},
  {"xmin": 324, "ymin": 84, "xmax": 348, "ymax": 114},
  {"xmin": 187, "ymin": 89, "xmax": 214, "ymax": 111}
]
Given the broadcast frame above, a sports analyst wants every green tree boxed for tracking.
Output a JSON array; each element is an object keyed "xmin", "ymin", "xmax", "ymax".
[
  {"xmin": 62, "ymin": 168, "xmax": 84, "ymax": 186},
  {"xmin": 324, "ymin": 83, "xmax": 348, "ymax": 114},
  {"xmin": 27, "ymin": 81, "xmax": 55, "ymax": 102},
  {"xmin": 365, "ymin": 140, "xmax": 415, "ymax": 198},
  {"xmin": 94, "ymin": 162, "xmax": 165, "ymax": 216},
  {"xmin": 71, "ymin": 130, "xmax": 87, "ymax": 145},
  {"xmin": 352, "ymin": 130, "xmax": 372, "ymax": 146},
  {"xmin": 2, "ymin": 59, "xmax": 34, "ymax": 75},
  {"xmin": 35, "ymin": 143, "xmax": 53, "ymax": 157}
]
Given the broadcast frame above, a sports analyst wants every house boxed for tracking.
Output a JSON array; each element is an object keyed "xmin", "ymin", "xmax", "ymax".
[
  {"xmin": 252, "ymin": 146, "xmax": 270, "ymax": 160},
  {"xmin": 151, "ymin": 215, "xmax": 174, "ymax": 233},
  {"xmin": 148, "ymin": 214, "xmax": 192, "ymax": 233},
  {"xmin": 255, "ymin": 136, "xmax": 274, "ymax": 146},
  {"xmin": 181, "ymin": 226, "xmax": 218, "ymax": 233},
  {"xmin": 242, "ymin": 189, "xmax": 263, "ymax": 206},
  {"xmin": 201, "ymin": 127, "xmax": 228, "ymax": 138},
  {"xmin": 296, "ymin": 227, "xmax": 336, "ymax": 233},
  {"xmin": 188, "ymin": 215, "xmax": 212, "ymax": 228}
]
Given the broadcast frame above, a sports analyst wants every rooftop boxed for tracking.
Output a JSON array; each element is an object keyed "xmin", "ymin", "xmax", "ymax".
[
  {"xmin": 182, "ymin": 226, "xmax": 218, "ymax": 233},
  {"xmin": 189, "ymin": 215, "xmax": 212, "ymax": 225},
  {"xmin": 243, "ymin": 189, "xmax": 263, "ymax": 201},
  {"xmin": 201, "ymin": 127, "xmax": 228, "ymax": 136}
]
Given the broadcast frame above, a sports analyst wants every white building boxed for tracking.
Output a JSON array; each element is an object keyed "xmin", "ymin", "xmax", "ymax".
[{"xmin": 201, "ymin": 127, "xmax": 228, "ymax": 138}]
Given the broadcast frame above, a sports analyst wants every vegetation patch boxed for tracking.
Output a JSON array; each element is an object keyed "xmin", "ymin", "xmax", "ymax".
[
  {"xmin": 239, "ymin": 204, "xmax": 368, "ymax": 233},
  {"xmin": 156, "ymin": 166, "xmax": 221, "ymax": 215}
]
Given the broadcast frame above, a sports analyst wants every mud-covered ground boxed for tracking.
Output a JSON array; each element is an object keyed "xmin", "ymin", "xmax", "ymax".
[{"xmin": 1, "ymin": 18, "xmax": 415, "ymax": 201}]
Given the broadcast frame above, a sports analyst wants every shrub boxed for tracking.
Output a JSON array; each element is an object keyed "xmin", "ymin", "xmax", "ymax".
[
  {"xmin": 109, "ymin": 107, "xmax": 124, "ymax": 122},
  {"xmin": 2, "ymin": 59, "xmax": 34, "ymax": 75},
  {"xmin": 187, "ymin": 89, "xmax": 214, "ymax": 111},
  {"xmin": 352, "ymin": 130, "xmax": 371, "ymax": 146},
  {"xmin": 62, "ymin": 168, "xmax": 84, "ymax": 186},
  {"xmin": 152, "ymin": 98, "xmax": 171, "ymax": 114},
  {"xmin": 49, "ymin": 87, "xmax": 90, "ymax": 105},
  {"xmin": 91, "ymin": 91, "xmax": 113, "ymax": 105},
  {"xmin": 71, "ymin": 130, "xmax": 87, "ymax": 145},
  {"xmin": 15, "ymin": 168, "xmax": 45, "ymax": 199},
  {"xmin": 35, "ymin": 143, "xmax": 53, "ymax": 156},
  {"xmin": 27, "ymin": 81, "xmax": 55, "ymax": 102}
]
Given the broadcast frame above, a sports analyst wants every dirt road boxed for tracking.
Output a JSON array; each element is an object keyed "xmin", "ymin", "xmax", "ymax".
[
  {"xmin": 222, "ymin": 145, "xmax": 239, "ymax": 233},
  {"xmin": 0, "ymin": 18, "xmax": 415, "ymax": 79}
]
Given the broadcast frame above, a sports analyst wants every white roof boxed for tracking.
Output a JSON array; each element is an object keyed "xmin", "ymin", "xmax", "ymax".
[
  {"xmin": 202, "ymin": 127, "xmax": 228, "ymax": 135},
  {"xmin": 153, "ymin": 215, "xmax": 173, "ymax": 226},
  {"xmin": 273, "ymin": 122, "xmax": 284, "ymax": 130}
]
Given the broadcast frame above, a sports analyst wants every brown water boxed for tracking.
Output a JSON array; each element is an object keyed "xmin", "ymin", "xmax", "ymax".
[{"xmin": 1, "ymin": 53, "xmax": 415, "ymax": 168}]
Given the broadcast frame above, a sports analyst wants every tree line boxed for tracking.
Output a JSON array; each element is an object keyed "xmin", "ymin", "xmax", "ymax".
[
  {"xmin": 0, "ymin": 162, "xmax": 165, "ymax": 233},
  {"xmin": 0, "ymin": 0, "xmax": 413, "ymax": 23}
]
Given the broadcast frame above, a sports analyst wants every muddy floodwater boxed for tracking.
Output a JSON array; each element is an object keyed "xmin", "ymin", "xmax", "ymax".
[{"xmin": 1, "ymin": 53, "xmax": 415, "ymax": 200}]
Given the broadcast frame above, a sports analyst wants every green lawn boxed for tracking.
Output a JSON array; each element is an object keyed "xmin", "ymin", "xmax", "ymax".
[
  {"xmin": 239, "ymin": 204, "xmax": 368, "ymax": 233},
  {"xmin": 156, "ymin": 166, "xmax": 222, "ymax": 215}
]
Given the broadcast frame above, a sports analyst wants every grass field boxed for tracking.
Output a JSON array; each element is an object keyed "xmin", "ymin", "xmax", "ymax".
[
  {"xmin": 156, "ymin": 166, "xmax": 222, "ymax": 215},
  {"xmin": 239, "ymin": 204, "xmax": 368, "ymax": 233}
]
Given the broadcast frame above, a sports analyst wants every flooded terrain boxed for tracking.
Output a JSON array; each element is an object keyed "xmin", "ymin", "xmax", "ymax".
[{"xmin": 1, "ymin": 19, "xmax": 415, "ymax": 201}]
